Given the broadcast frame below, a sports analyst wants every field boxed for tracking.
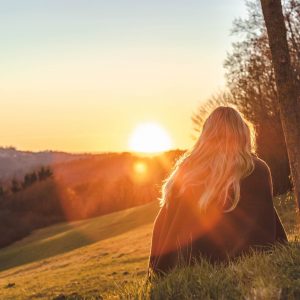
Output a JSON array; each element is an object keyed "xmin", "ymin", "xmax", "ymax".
[
  {"xmin": 0, "ymin": 193, "xmax": 299, "ymax": 300},
  {"xmin": 0, "ymin": 201, "xmax": 160, "ymax": 299}
]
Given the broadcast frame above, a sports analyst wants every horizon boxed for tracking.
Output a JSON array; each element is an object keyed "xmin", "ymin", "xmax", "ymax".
[
  {"xmin": 0, "ymin": 144, "xmax": 187, "ymax": 156},
  {"xmin": 0, "ymin": 0, "xmax": 247, "ymax": 153}
]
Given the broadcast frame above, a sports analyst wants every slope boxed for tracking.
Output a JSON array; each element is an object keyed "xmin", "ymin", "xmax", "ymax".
[{"xmin": 0, "ymin": 201, "xmax": 160, "ymax": 299}]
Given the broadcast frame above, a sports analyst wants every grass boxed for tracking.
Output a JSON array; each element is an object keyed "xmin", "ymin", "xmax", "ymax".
[
  {"xmin": 114, "ymin": 192, "xmax": 300, "ymax": 300},
  {"xmin": 0, "ymin": 201, "xmax": 159, "ymax": 272},
  {"xmin": 0, "ymin": 192, "xmax": 299, "ymax": 299},
  {"xmin": 116, "ymin": 242, "xmax": 300, "ymax": 300},
  {"xmin": 0, "ymin": 201, "xmax": 159, "ymax": 299}
]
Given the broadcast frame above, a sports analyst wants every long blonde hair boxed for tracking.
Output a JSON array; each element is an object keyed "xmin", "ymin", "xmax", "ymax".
[{"xmin": 160, "ymin": 106, "xmax": 256, "ymax": 213}]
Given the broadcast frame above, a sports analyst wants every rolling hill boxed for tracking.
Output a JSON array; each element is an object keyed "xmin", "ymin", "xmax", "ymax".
[
  {"xmin": 0, "ymin": 200, "xmax": 160, "ymax": 299},
  {"xmin": 0, "ymin": 147, "xmax": 87, "ymax": 181},
  {"xmin": 0, "ymin": 150, "xmax": 182, "ymax": 248}
]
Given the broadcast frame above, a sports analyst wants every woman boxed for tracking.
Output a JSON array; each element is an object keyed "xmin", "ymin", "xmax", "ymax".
[{"xmin": 148, "ymin": 106, "xmax": 288, "ymax": 276}]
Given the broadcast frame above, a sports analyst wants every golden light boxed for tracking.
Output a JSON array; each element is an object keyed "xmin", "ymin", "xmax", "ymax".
[
  {"xmin": 134, "ymin": 161, "xmax": 147, "ymax": 174},
  {"xmin": 128, "ymin": 122, "xmax": 173, "ymax": 154},
  {"xmin": 130, "ymin": 160, "xmax": 150, "ymax": 183}
]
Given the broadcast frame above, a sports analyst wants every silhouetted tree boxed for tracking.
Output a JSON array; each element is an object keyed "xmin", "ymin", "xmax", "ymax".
[
  {"xmin": 38, "ymin": 167, "xmax": 53, "ymax": 181},
  {"xmin": 192, "ymin": 0, "xmax": 300, "ymax": 196},
  {"xmin": 22, "ymin": 171, "xmax": 38, "ymax": 189},
  {"xmin": 30, "ymin": 172, "xmax": 38, "ymax": 184},
  {"xmin": 224, "ymin": 1, "xmax": 293, "ymax": 196},
  {"xmin": 46, "ymin": 167, "xmax": 53, "ymax": 178},
  {"xmin": 260, "ymin": 0, "xmax": 300, "ymax": 208},
  {"xmin": 22, "ymin": 174, "xmax": 31, "ymax": 189},
  {"xmin": 0, "ymin": 185, "xmax": 5, "ymax": 199},
  {"xmin": 11, "ymin": 179, "xmax": 21, "ymax": 194}
]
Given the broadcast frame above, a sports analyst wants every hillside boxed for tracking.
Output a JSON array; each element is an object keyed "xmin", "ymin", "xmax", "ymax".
[
  {"xmin": 0, "ymin": 150, "xmax": 182, "ymax": 248},
  {"xmin": 0, "ymin": 147, "xmax": 86, "ymax": 181},
  {"xmin": 0, "ymin": 201, "xmax": 160, "ymax": 299},
  {"xmin": 0, "ymin": 192, "xmax": 299, "ymax": 299}
]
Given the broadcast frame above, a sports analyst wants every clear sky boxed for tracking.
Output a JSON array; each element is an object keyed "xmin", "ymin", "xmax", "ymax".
[{"xmin": 0, "ymin": 0, "xmax": 247, "ymax": 153}]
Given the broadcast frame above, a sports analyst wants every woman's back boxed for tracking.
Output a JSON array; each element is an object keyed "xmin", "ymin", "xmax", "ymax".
[{"xmin": 148, "ymin": 155, "xmax": 288, "ymax": 275}]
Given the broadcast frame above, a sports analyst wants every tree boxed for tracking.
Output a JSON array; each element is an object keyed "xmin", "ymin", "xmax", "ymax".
[
  {"xmin": 22, "ymin": 171, "xmax": 38, "ymax": 189},
  {"xmin": 223, "ymin": 0, "xmax": 297, "ymax": 195},
  {"xmin": 260, "ymin": 0, "xmax": 300, "ymax": 207},
  {"xmin": 29, "ymin": 171, "xmax": 38, "ymax": 184},
  {"xmin": 38, "ymin": 166, "xmax": 53, "ymax": 181},
  {"xmin": 0, "ymin": 185, "xmax": 4, "ymax": 199},
  {"xmin": 45, "ymin": 167, "xmax": 53, "ymax": 179},
  {"xmin": 22, "ymin": 174, "xmax": 31, "ymax": 189},
  {"xmin": 196, "ymin": 0, "xmax": 300, "ymax": 196},
  {"xmin": 11, "ymin": 179, "xmax": 21, "ymax": 194},
  {"xmin": 192, "ymin": 90, "xmax": 291, "ymax": 195}
]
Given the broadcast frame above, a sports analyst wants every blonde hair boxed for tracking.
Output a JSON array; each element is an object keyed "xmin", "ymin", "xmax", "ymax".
[{"xmin": 160, "ymin": 106, "xmax": 256, "ymax": 213}]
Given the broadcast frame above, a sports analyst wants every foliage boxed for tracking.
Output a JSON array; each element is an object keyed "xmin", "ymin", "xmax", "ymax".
[
  {"xmin": 0, "ymin": 179, "xmax": 65, "ymax": 248},
  {"xmin": 38, "ymin": 166, "xmax": 53, "ymax": 181},
  {"xmin": 10, "ymin": 179, "xmax": 21, "ymax": 194},
  {"xmin": 0, "ymin": 184, "xmax": 4, "ymax": 198},
  {"xmin": 192, "ymin": 0, "xmax": 300, "ymax": 195}
]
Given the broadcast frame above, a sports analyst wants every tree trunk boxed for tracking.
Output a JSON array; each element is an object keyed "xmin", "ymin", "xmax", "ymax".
[{"xmin": 260, "ymin": 0, "xmax": 300, "ymax": 208}]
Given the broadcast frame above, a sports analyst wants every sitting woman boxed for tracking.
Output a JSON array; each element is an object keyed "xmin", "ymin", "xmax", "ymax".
[{"xmin": 148, "ymin": 106, "xmax": 288, "ymax": 277}]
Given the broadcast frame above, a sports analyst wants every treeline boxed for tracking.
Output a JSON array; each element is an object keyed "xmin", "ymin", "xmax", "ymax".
[
  {"xmin": 0, "ymin": 151, "xmax": 181, "ymax": 248},
  {"xmin": 0, "ymin": 166, "xmax": 52, "ymax": 197},
  {"xmin": 192, "ymin": 0, "xmax": 300, "ymax": 195}
]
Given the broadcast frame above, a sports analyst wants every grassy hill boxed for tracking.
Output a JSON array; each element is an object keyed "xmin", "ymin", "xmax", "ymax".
[
  {"xmin": 0, "ymin": 201, "xmax": 160, "ymax": 299},
  {"xmin": 0, "ymin": 192, "xmax": 299, "ymax": 300}
]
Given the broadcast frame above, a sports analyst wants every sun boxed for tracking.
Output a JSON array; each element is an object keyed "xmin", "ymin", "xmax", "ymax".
[{"xmin": 128, "ymin": 122, "xmax": 173, "ymax": 154}]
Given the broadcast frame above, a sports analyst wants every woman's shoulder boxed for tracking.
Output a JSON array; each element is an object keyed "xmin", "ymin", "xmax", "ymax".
[
  {"xmin": 242, "ymin": 154, "xmax": 272, "ymax": 189},
  {"xmin": 251, "ymin": 153, "xmax": 271, "ymax": 176}
]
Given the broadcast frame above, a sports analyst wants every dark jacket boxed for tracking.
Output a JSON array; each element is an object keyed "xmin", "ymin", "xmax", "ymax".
[{"xmin": 148, "ymin": 156, "xmax": 288, "ymax": 276}]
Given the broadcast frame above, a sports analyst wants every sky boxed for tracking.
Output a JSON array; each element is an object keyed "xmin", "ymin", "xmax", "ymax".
[{"xmin": 0, "ymin": 0, "xmax": 247, "ymax": 153}]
